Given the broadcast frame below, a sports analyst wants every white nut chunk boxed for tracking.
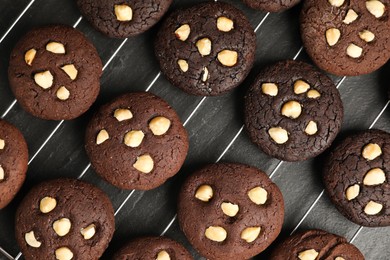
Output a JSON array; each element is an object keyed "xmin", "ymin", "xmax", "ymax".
[
  {"xmin": 359, "ymin": 30, "xmax": 375, "ymax": 42},
  {"xmin": 241, "ymin": 227, "xmax": 261, "ymax": 243},
  {"xmin": 55, "ymin": 247, "xmax": 74, "ymax": 260},
  {"xmin": 40, "ymin": 196, "xmax": 57, "ymax": 213},
  {"xmin": 205, "ymin": 226, "xmax": 227, "ymax": 242},
  {"xmin": 335, "ymin": 257, "xmax": 346, "ymax": 260},
  {"xmin": 217, "ymin": 50, "xmax": 238, "ymax": 67},
  {"xmin": 305, "ymin": 121, "xmax": 318, "ymax": 136},
  {"xmin": 0, "ymin": 138, "xmax": 4, "ymax": 149},
  {"xmin": 25, "ymin": 49, "xmax": 37, "ymax": 66},
  {"xmin": 328, "ymin": 0, "xmax": 345, "ymax": 7},
  {"xmin": 281, "ymin": 100, "xmax": 302, "ymax": 119},
  {"xmin": 343, "ymin": 9, "xmax": 359, "ymax": 24},
  {"xmin": 178, "ymin": 59, "xmax": 189, "ymax": 72},
  {"xmin": 25, "ymin": 231, "xmax": 42, "ymax": 248},
  {"xmin": 363, "ymin": 168, "xmax": 386, "ymax": 186},
  {"xmin": 326, "ymin": 28, "xmax": 341, "ymax": 46},
  {"xmin": 80, "ymin": 224, "xmax": 96, "ymax": 240},
  {"xmin": 114, "ymin": 4, "xmax": 133, "ymax": 21},
  {"xmin": 268, "ymin": 127, "xmax": 289, "ymax": 144},
  {"xmin": 217, "ymin": 17, "xmax": 234, "ymax": 32},
  {"xmin": 34, "ymin": 70, "xmax": 53, "ymax": 89},
  {"xmin": 0, "ymin": 166, "xmax": 4, "ymax": 181},
  {"xmin": 196, "ymin": 38, "xmax": 212, "ymax": 56},
  {"xmin": 195, "ymin": 185, "xmax": 213, "ymax": 202},
  {"xmin": 133, "ymin": 154, "xmax": 154, "ymax": 173},
  {"xmin": 149, "ymin": 116, "xmax": 171, "ymax": 136},
  {"xmin": 53, "ymin": 218, "xmax": 72, "ymax": 237},
  {"xmin": 347, "ymin": 43, "xmax": 363, "ymax": 58},
  {"xmin": 298, "ymin": 249, "xmax": 319, "ymax": 260},
  {"xmin": 294, "ymin": 80, "xmax": 310, "ymax": 94},
  {"xmin": 61, "ymin": 64, "xmax": 78, "ymax": 80},
  {"xmin": 362, "ymin": 143, "xmax": 382, "ymax": 160},
  {"xmin": 364, "ymin": 201, "xmax": 383, "ymax": 215},
  {"xmin": 366, "ymin": 0, "xmax": 386, "ymax": 18},
  {"xmin": 221, "ymin": 202, "xmax": 239, "ymax": 217},
  {"xmin": 175, "ymin": 24, "xmax": 190, "ymax": 41},
  {"xmin": 202, "ymin": 67, "xmax": 209, "ymax": 82},
  {"xmin": 345, "ymin": 184, "xmax": 360, "ymax": 201},
  {"xmin": 248, "ymin": 186, "xmax": 268, "ymax": 205},
  {"xmin": 262, "ymin": 83, "xmax": 278, "ymax": 96},
  {"xmin": 46, "ymin": 42, "xmax": 66, "ymax": 54},
  {"xmin": 156, "ymin": 250, "xmax": 170, "ymax": 260},
  {"xmin": 307, "ymin": 89, "xmax": 321, "ymax": 99},
  {"xmin": 114, "ymin": 108, "xmax": 133, "ymax": 121},
  {"xmin": 124, "ymin": 130, "xmax": 145, "ymax": 148},
  {"xmin": 96, "ymin": 129, "xmax": 109, "ymax": 145},
  {"xmin": 57, "ymin": 86, "xmax": 70, "ymax": 101}
]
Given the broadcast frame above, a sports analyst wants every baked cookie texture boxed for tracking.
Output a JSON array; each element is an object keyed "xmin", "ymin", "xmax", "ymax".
[
  {"xmin": 244, "ymin": 60, "xmax": 343, "ymax": 162},
  {"xmin": 178, "ymin": 163, "xmax": 284, "ymax": 260},
  {"xmin": 113, "ymin": 236, "xmax": 193, "ymax": 260},
  {"xmin": 85, "ymin": 92, "xmax": 189, "ymax": 190},
  {"xmin": 15, "ymin": 178, "xmax": 115, "ymax": 260},
  {"xmin": 155, "ymin": 1, "xmax": 256, "ymax": 96},
  {"xmin": 8, "ymin": 25, "xmax": 102, "ymax": 120},
  {"xmin": 76, "ymin": 0, "xmax": 173, "ymax": 38},
  {"xmin": 270, "ymin": 229, "xmax": 364, "ymax": 260},
  {"xmin": 242, "ymin": 0, "xmax": 301, "ymax": 12},
  {"xmin": 0, "ymin": 119, "xmax": 28, "ymax": 209},
  {"xmin": 301, "ymin": 0, "xmax": 390, "ymax": 76},
  {"xmin": 324, "ymin": 129, "xmax": 390, "ymax": 227}
]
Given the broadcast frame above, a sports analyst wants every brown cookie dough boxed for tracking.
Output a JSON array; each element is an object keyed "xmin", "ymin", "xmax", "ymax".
[{"xmin": 242, "ymin": 0, "xmax": 301, "ymax": 12}]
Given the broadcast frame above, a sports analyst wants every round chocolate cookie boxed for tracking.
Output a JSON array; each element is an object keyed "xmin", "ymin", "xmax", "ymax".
[
  {"xmin": 242, "ymin": 0, "xmax": 301, "ymax": 12},
  {"xmin": 155, "ymin": 2, "xmax": 256, "ymax": 96},
  {"xmin": 113, "ymin": 236, "xmax": 193, "ymax": 260},
  {"xmin": 270, "ymin": 229, "xmax": 364, "ymax": 259},
  {"xmin": 0, "ymin": 120, "xmax": 28, "ymax": 209},
  {"xmin": 15, "ymin": 178, "xmax": 115, "ymax": 260},
  {"xmin": 85, "ymin": 92, "xmax": 189, "ymax": 190},
  {"xmin": 301, "ymin": 0, "xmax": 390, "ymax": 76},
  {"xmin": 244, "ymin": 60, "xmax": 343, "ymax": 162},
  {"xmin": 8, "ymin": 25, "xmax": 102, "ymax": 120},
  {"xmin": 324, "ymin": 129, "xmax": 390, "ymax": 227},
  {"xmin": 76, "ymin": 0, "xmax": 173, "ymax": 38},
  {"xmin": 178, "ymin": 163, "xmax": 284, "ymax": 260}
]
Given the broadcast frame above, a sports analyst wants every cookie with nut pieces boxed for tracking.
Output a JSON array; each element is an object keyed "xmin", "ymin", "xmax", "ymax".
[
  {"xmin": 244, "ymin": 60, "xmax": 343, "ymax": 162},
  {"xmin": 324, "ymin": 129, "xmax": 390, "ymax": 227},
  {"xmin": 0, "ymin": 119, "xmax": 28, "ymax": 209},
  {"xmin": 242, "ymin": 0, "xmax": 301, "ymax": 12},
  {"xmin": 8, "ymin": 25, "xmax": 102, "ymax": 120},
  {"xmin": 155, "ymin": 1, "xmax": 256, "ymax": 96},
  {"xmin": 76, "ymin": 0, "xmax": 173, "ymax": 38},
  {"xmin": 177, "ymin": 163, "xmax": 284, "ymax": 260},
  {"xmin": 85, "ymin": 92, "xmax": 189, "ymax": 190},
  {"xmin": 113, "ymin": 236, "xmax": 193, "ymax": 260},
  {"xmin": 301, "ymin": 0, "xmax": 390, "ymax": 76},
  {"xmin": 15, "ymin": 178, "xmax": 115, "ymax": 260},
  {"xmin": 270, "ymin": 229, "xmax": 364, "ymax": 260}
]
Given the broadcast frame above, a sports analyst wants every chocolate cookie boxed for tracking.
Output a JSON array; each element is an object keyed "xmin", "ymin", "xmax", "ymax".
[
  {"xmin": 113, "ymin": 236, "xmax": 193, "ymax": 260},
  {"xmin": 244, "ymin": 60, "xmax": 343, "ymax": 162},
  {"xmin": 155, "ymin": 2, "xmax": 256, "ymax": 96},
  {"xmin": 324, "ymin": 129, "xmax": 390, "ymax": 227},
  {"xmin": 178, "ymin": 163, "xmax": 284, "ymax": 260},
  {"xmin": 242, "ymin": 0, "xmax": 301, "ymax": 12},
  {"xmin": 85, "ymin": 92, "xmax": 189, "ymax": 190},
  {"xmin": 76, "ymin": 0, "xmax": 173, "ymax": 38},
  {"xmin": 0, "ymin": 120, "xmax": 28, "ymax": 209},
  {"xmin": 270, "ymin": 229, "xmax": 364, "ymax": 260},
  {"xmin": 301, "ymin": 0, "xmax": 390, "ymax": 76},
  {"xmin": 8, "ymin": 25, "xmax": 102, "ymax": 120},
  {"xmin": 15, "ymin": 178, "xmax": 115, "ymax": 260}
]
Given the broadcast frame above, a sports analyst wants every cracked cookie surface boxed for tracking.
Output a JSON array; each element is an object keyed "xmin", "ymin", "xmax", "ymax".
[
  {"xmin": 155, "ymin": 2, "xmax": 256, "ymax": 96},
  {"xmin": 324, "ymin": 129, "xmax": 390, "ymax": 227},
  {"xmin": 242, "ymin": 0, "xmax": 301, "ymax": 12},
  {"xmin": 244, "ymin": 60, "xmax": 343, "ymax": 162},
  {"xmin": 301, "ymin": 0, "xmax": 390, "ymax": 76},
  {"xmin": 8, "ymin": 25, "xmax": 102, "ymax": 120},
  {"xmin": 85, "ymin": 92, "xmax": 189, "ymax": 190}
]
